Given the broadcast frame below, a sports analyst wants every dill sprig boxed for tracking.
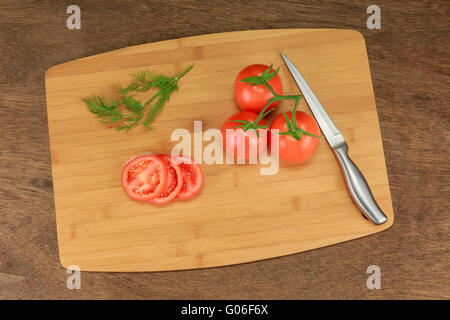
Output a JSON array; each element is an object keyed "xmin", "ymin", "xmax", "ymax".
[{"xmin": 82, "ymin": 65, "xmax": 193, "ymax": 131}]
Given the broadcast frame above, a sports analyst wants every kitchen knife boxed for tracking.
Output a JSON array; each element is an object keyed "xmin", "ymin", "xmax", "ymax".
[{"xmin": 281, "ymin": 53, "xmax": 388, "ymax": 225}]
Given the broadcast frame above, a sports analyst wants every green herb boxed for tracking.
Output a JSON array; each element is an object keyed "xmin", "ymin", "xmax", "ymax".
[
  {"xmin": 83, "ymin": 65, "xmax": 193, "ymax": 131},
  {"xmin": 232, "ymin": 65, "xmax": 318, "ymax": 140}
]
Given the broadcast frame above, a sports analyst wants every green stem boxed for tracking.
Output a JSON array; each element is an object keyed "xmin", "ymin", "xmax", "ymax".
[
  {"xmin": 262, "ymin": 79, "xmax": 277, "ymax": 96},
  {"xmin": 238, "ymin": 65, "xmax": 319, "ymax": 140},
  {"xmin": 143, "ymin": 89, "xmax": 163, "ymax": 107},
  {"xmin": 143, "ymin": 65, "xmax": 192, "ymax": 107},
  {"xmin": 174, "ymin": 65, "xmax": 193, "ymax": 81}
]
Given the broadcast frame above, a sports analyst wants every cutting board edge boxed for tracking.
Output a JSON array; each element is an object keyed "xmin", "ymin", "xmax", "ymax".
[
  {"xmin": 57, "ymin": 216, "xmax": 394, "ymax": 272},
  {"xmin": 44, "ymin": 28, "xmax": 366, "ymax": 79}
]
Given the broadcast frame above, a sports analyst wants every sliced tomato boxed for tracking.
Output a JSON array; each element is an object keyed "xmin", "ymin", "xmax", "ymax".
[
  {"xmin": 121, "ymin": 155, "xmax": 168, "ymax": 201},
  {"xmin": 149, "ymin": 154, "xmax": 183, "ymax": 204},
  {"xmin": 172, "ymin": 155, "xmax": 203, "ymax": 200}
]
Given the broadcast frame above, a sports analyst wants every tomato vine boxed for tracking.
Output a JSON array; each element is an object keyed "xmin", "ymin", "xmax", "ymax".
[{"xmin": 232, "ymin": 66, "xmax": 319, "ymax": 140}]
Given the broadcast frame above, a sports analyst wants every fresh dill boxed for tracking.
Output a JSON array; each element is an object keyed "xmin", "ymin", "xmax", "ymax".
[{"xmin": 82, "ymin": 65, "xmax": 193, "ymax": 131}]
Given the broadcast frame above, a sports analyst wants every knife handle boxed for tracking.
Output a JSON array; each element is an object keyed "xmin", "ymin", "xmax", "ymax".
[{"xmin": 333, "ymin": 143, "xmax": 388, "ymax": 225}]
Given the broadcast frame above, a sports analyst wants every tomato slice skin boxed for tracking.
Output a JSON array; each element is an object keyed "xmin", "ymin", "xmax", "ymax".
[
  {"xmin": 172, "ymin": 155, "xmax": 203, "ymax": 200},
  {"xmin": 121, "ymin": 155, "xmax": 168, "ymax": 201},
  {"xmin": 149, "ymin": 154, "xmax": 183, "ymax": 205}
]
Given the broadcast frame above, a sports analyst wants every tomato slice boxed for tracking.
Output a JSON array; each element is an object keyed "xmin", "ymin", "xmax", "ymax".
[
  {"xmin": 121, "ymin": 155, "xmax": 168, "ymax": 201},
  {"xmin": 172, "ymin": 156, "xmax": 203, "ymax": 200},
  {"xmin": 149, "ymin": 154, "xmax": 183, "ymax": 204}
]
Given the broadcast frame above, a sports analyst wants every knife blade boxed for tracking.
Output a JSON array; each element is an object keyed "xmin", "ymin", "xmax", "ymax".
[{"xmin": 280, "ymin": 53, "xmax": 388, "ymax": 225}]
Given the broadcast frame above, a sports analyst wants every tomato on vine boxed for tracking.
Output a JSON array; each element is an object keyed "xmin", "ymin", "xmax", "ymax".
[
  {"xmin": 269, "ymin": 110, "xmax": 320, "ymax": 163},
  {"xmin": 221, "ymin": 111, "xmax": 268, "ymax": 161},
  {"xmin": 231, "ymin": 64, "xmax": 320, "ymax": 163},
  {"xmin": 234, "ymin": 64, "xmax": 283, "ymax": 113}
]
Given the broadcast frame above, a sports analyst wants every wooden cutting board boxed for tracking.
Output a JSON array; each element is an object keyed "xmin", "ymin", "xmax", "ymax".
[{"xmin": 45, "ymin": 29, "xmax": 394, "ymax": 272}]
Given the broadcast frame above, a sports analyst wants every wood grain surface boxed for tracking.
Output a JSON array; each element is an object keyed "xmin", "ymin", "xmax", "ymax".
[
  {"xmin": 46, "ymin": 29, "xmax": 393, "ymax": 272},
  {"xmin": 0, "ymin": 0, "xmax": 448, "ymax": 298}
]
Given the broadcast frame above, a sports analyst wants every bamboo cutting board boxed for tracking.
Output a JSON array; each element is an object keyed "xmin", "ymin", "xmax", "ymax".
[{"xmin": 45, "ymin": 29, "xmax": 394, "ymax": 272}]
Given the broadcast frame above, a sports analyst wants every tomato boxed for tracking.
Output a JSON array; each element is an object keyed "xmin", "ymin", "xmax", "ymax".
[
  {"xmin": 234, "ymin": 64, "xmax": 283, "ymax": 113},
  {"xmin": 221, "ymin": 111, "xmax": 268, "ymax": 160},
  {"xmin": 269, "ymin": 111, "xmax": 320, "ymax": 162},
  {"xmin": 172, "ymin": 156, "xmax": 203, "ymax": 200},
  {"xmin": 149, "ymin": 154, "xmax": 183, "ymax": 204},
  {"xmin": 121, "ymin": 155, "xmax": 168, "ymax": 201}
]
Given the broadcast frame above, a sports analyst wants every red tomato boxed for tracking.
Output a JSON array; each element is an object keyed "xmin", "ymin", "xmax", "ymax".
[
  {"xmin": 121, "ymin": 155, "xmax": 168, "ymax": 201},
  {"xmin": 149, "ymin": 154, "xmax": 183, "ymax": 204},
  {"xmin": 221, "ymin": 111, "xmax": 268, "ymax": 160},
  {"xmin": 269, "ymin": 111, "xmax": 320, "ymax": 162},
  {"xmin": 234, "ymin": 64, "xmax": 283, "ymax": 113},
  {"xmin": 172, "ymin": 156, "xmax": 203, "ymax": 200}
]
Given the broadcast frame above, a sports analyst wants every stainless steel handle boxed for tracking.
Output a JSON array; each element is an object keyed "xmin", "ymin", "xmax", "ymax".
[{"xmin": 334, "ymin": 143, "xmax": 388, "ymax": 225}]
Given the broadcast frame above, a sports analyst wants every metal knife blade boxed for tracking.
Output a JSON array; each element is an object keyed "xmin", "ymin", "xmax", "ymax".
[
  {"xmin": 280, "ymin": 52, "xmax": 388, "ymax": 225},
  {"xmin": 280, "ymin": 53, "xmax": 345, "ymax": 148}
]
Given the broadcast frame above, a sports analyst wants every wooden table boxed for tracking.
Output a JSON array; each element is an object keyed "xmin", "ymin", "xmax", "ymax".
[{"xmin": 0, "ymin": 0, "xmax": 448, "ymax": 299}]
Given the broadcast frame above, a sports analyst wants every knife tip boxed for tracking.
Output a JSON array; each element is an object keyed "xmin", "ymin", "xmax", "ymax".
[{"xmin": 280, "ymin": 52, "xmax": 289, "ymax": 62}]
